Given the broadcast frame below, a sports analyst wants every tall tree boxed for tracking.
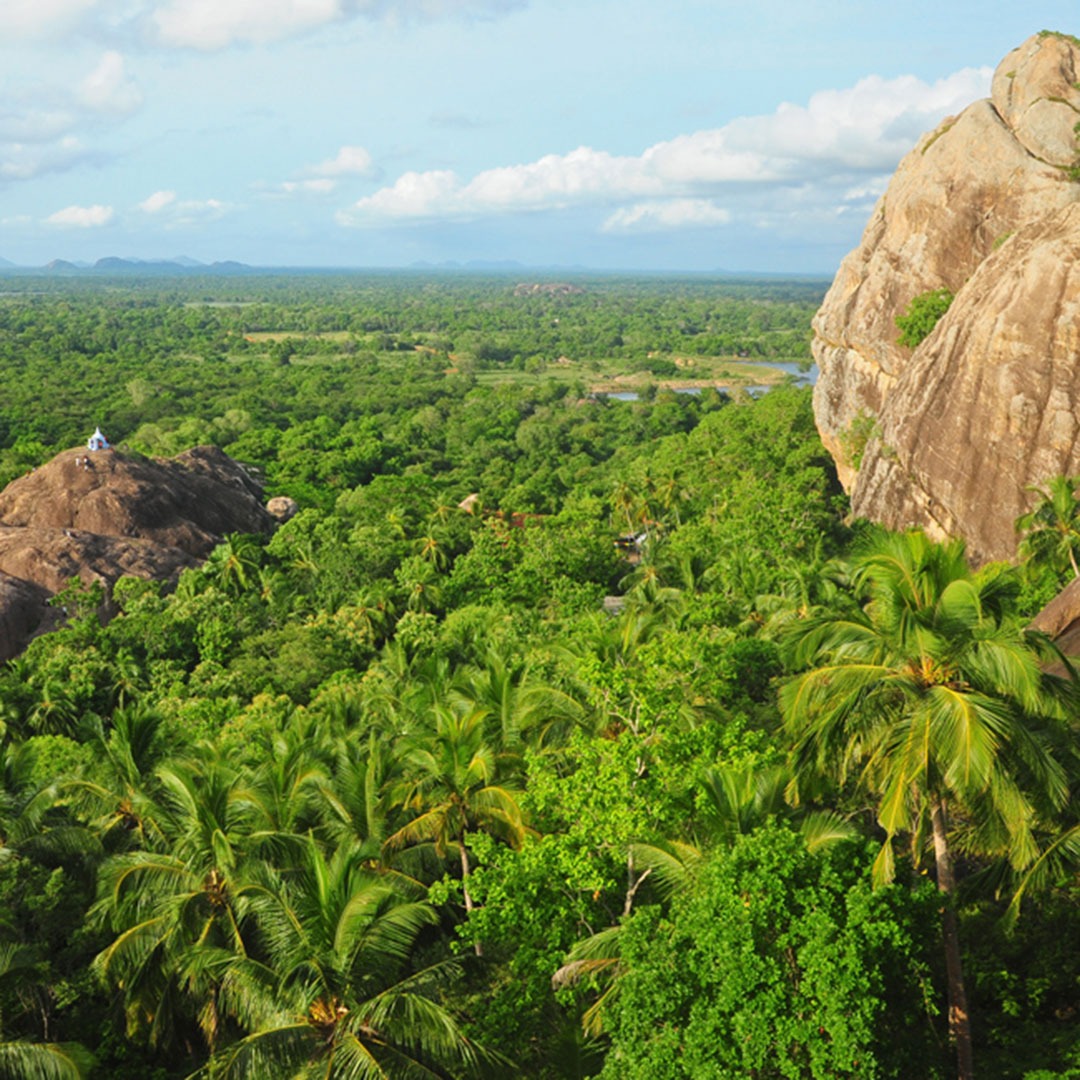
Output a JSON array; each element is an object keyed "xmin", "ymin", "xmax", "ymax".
[
  {"xmin": 210, "ymin": 838, "xmax": 484, "ymax": 1079},
  {"xmin": 90, "ymin": 759, "xmax": 262, "ymax": 1055},
  {"xmin": 781, "ymin": 530, "xmax": 1073, "ymax": 1080},
  {"xmin": 1015, "ymin": 474, "xmax": 1080, "ymax": 581},
  {"xmin": 383, "ymin": 705, "xmax": 526, "ymax": 939}
]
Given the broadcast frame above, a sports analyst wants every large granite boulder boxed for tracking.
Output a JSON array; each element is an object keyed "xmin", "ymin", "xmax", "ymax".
[
  {"xmin": 854, "ymin": 202, "xmax": 1080, "ymax": 563},
  {"xmin": 0, "ymin": 444, "xmax": 277, "ymax": 659},
  {"xmin": 0, "ymin": 445, "xmax": 273, "ymax": 558},
  {"xmin": 813, "ymin": 31, "xmax": 1080, "ymax": 561}
]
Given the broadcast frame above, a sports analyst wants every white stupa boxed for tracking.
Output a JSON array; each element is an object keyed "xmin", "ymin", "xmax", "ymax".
[{"xmin": 87, "ymin": 426, "xmax": 110, "ymax": 451}]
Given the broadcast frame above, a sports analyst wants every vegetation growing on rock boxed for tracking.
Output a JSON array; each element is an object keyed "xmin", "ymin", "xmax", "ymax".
[{"xmin": 894, "ymin": 288, "xmax": 954, "ymax": 348}]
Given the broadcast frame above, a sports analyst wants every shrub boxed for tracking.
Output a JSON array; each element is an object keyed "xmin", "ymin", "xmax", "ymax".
[{"xmin": 895, "ymin": 288, "xmax": 954, "ymax": 348}]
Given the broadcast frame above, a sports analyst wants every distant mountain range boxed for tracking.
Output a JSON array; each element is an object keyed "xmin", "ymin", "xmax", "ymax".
[
  {"xmin": 0, "ymin": 256, "xmax": 255, "ymax": 275},
  {"xmin": 0, "ymin": 255, "xmax": 834, "ymax": 279}
]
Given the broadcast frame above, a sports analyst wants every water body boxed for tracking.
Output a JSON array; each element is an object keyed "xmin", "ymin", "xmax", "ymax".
[{"xmin": 602, "ymin": 362, "xmax": 817, "ymax": 402}]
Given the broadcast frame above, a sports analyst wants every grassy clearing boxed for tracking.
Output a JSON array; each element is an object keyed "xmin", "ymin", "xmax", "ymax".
[{"xmin": 243, "ymin": 330, "xmax": 357, "ymax": 343}]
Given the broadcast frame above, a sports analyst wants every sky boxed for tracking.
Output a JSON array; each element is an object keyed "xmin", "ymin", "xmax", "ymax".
[{"xmin": 0, "ymin": 1, "xmax": 1076, "ymax": 273}]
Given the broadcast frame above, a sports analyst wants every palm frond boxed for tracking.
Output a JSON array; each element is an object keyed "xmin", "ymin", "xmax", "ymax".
[{"xmin": 0, "ymin": 1041, "xmax": 94, "ymax": 1080}]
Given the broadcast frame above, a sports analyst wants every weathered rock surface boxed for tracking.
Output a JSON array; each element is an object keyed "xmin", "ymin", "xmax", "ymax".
[
  {"xmin": 0, "ymin": 446, "xmax": 273, "ymax": 558},
  {"xmin": 1030, "ymin": 575, "xmax": 1080, "ymax": 664},
  {"xmin": 266, "ymin": 495, "xmax": 299, "ymax": 523},
  {"xmin": 0, "ymin": 444, "xmax": 277, "ymax": 659},
  {"xmin": 854, "ymin": 202, "xmax": 1080, "ymax": 563},
  {"xmin": 0, "ymin": 526, "xmax": 198, "ymax": 599},
  {"xmin": 0, "ymin": 572, "xmax": 54, "ymax": 663},
  {"xmin": 812, "ymin": 31, "xmax": 1080, "ymax": 560}
]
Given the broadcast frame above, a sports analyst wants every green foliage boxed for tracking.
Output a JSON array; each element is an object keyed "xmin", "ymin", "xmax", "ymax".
[
  {"xmin": 1038, "ymin": 29, "xmax": 1080, "ymax": 48},
  {"xmin": 0, "ymin": 275, "xmax": 1074, "ymax": 1078},
  {"xmin": 1016, "ymin": 475, "xmax": 1080, "ymax": 584},
  {"xmin": 895, "ymin": 288, "xmax": 954, "ymax": 348},
  {"xmin": 601, "ymin": 827, "xmax": 944, "ymax": 1079},
  {"xmin": 837, "ymin": 409, "xmax": 878, "ymax": 472},
  {"xmin": 966, "ymin": 889, "xmax": 1080, "ymax": 1079}
]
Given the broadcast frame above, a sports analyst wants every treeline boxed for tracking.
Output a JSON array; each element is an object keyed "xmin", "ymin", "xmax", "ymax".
[
  {"xmin": 0, "ymin": 272, "xmax": 820, "ymax": 490},
  {"xmin": 0, "ymin": 277, "xmax": 1075, "ymax": 1080}
]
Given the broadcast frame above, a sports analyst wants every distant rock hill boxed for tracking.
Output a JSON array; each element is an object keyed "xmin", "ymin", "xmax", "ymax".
[
  {"xmin": 812, "ymin": 31, "xmax": 1080, "ymax": 563},
  {"xmin": 512, "ymin": 282, "xmax": 586, "ymax": 297},
  {"xmin": 0, "ymin": 445, "xmax": 277, "ymax": 660}
]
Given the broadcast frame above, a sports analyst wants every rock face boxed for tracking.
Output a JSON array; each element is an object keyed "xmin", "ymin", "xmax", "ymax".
[
  {"xmin": 0, "ymin": 572, "xmax": 54, "ymax": 663},
  {"xmin": 0, "ymin": 445, "xmax": 277, "ymax": 659},
  {"xmin": 266, "ymin": 495, "xmax": 299, "ymax": 523},
  {"xmin": 813, "ymin": 32, "xmax": 1080, "ymax": 562},
  {"xmin": 0, "ymin": 445, "xmax": 272, "ymax": 557},
  {"xmin": 1030, "ymin": 576, "xmax": 1080, "ymax": 665}
]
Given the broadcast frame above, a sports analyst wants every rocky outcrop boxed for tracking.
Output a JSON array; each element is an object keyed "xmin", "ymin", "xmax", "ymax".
[
  {"xmin": 0, "ymin": 444, "xmax": 277, "ymax": 659},
  {"xmin": 0, "ymin": 526, "xmax": 199, "ymax": 600},
  {"xmin": 0, "ymin": 445, "xmax": 273, "ymax": 558},
  {"xmin": 853, "ymin": 203, "xmax": 1080, "ymax": 562},
  {"xmin": 0, "ymin": 572, "xmax": 54, "ymax": 663},
  {"xmin": 266, "ymin": 495, "xmax": 299, "ymax": 523},
  {"xmin": 1030, "ymin": 575, "xmax": 1080, "ymax": 664},
  {"xmin": 813, "ymin": 31, "xmax": 1080, "ymax": 560}
]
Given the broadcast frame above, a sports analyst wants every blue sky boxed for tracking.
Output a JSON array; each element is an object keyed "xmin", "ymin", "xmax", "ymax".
[{"xmin": 0, "ymin": 1, "xmax": 1075, "ymax": 272}]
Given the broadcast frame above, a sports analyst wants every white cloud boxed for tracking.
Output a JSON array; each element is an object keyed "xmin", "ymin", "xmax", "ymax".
[
  {"xmin": 0, "ymin": 51, "xmax": 142, "ymax": 186},
  {"xmin": 77, "ymin": 52, "xmax": 143, "ymax": 115},
  {"xmin": 0, "ymin": 137, "xmax": 89, "ymax": 181},
  {"xmin": 0, "ymin": 0, "xmax": 526, "ymax": 50},
  {"xmin": 0, "ymin": 107, "xmax": 77, "ymax": 145},
  {"xmin": 0, "ymin": 0, "xmax": 99, "ymax": 39},
  {"xmin": 602, "ymin": 199, "xmax": 731, "ymax": 233},
  {"xmin": 282, "ymin": 178, "xmax": 337, "ymax": 194},
  {"xmin": 306, "ymin": 145, "xmax": 374, "ymax": 178},
  {"xmin": 341, "ymin": 65, "xmax": 991, "ymax": 226},
  {"xmin": 45, "ymin": 203, "xmax": 114, "ymax": 227},
  {"xmin": 274, "ymin": 144, "xmax": 375, "ymax": 198},
  {"xmin": 137, "ymin": 191, "xmax": 230, "ymax": 226},
  {"xmin": 338, "ymin": 168, "xmax": 460, "ymax": 221},
  {"xmin": 168, "ymin": 197, "xmax": 228, "ymax": 226},
  {"xmin": 151, "ymin": 0, "xmax": 343, "ymax": 50},
  {"xmin": 139, "ymin": 189, "xmax": 177, "ymax": 212},
  {"xmin": 148, "ymin": 0, "xmax": 523, "ymax": 50},
  {"xmin": 841, "ymin": 177, "xmax": 890, "ymax": 203}
]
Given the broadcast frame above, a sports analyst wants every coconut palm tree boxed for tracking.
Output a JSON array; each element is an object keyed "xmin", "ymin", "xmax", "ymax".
[
  {"xmin": 204, "ymin": 534, "xmax": 263, "ymax": 598},
  {"xmin": 0, "ymin": 1039, "xmax": 93, "ymax": 1079},
  {"xmin": 383, "ymin": 706, "xmax": 527, "ymax": 936},
  {"xmin": 698, "ymin": 759, "xmax": 855, "ymax": 854},
  {"xmin": 90, "ymin": 759, "xmax": 264, "ymax": 1054},
  {"xmin": 69, "ymin": 703, "xmax": 169, "ymax": 852},
  {"xmin": 206, "ymin": 838, "xmax": 485, "ymax": 1079},
  {"xmin": 1016, "ymin": 474, "xmax": 1080, "ymax": 580},
  {"xmin": 0, "ymin": 745, "xmax": 60, "ymax": 859},
  {"xmin": 453, "ymin": 650, "xmax": 583, "ymax": 753},
  {"xmin": 780, "ymin": 529, "xmax": 1073, "ymax": 1080}
]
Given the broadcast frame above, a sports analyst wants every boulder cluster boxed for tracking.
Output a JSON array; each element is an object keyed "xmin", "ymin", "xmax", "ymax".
[
  {"xmin": 0, "ymin": 444, "xmax": 283, "ymax": 660},
  {"xmin": 813, "ymin": 31, "xmax": 1080, "ymax": 565}
]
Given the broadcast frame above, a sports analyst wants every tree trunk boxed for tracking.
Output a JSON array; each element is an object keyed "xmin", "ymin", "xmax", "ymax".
[
  {"xmin": 931, "ymin": 797, "xmax": 974, "ymax": 1080},
  {"xmin": 459, "ymin": 841, "xmax": 482, "ymax": 957}
]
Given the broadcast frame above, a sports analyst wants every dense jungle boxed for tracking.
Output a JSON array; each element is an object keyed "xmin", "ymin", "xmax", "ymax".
[{"xmin": 0, "ymin": 271, "xmax": 1075, "ymax": 1080}]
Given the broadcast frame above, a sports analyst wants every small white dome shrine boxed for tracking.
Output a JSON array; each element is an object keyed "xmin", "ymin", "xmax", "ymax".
[{"xmin": 87, "ymin": 427, "xmax": 110, "ymax": 451}]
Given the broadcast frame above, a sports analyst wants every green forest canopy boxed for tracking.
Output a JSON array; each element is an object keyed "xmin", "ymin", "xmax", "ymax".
[{"xmin": 0, "ymin": 272, "xmax": 1076, "ymax": 1080}]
